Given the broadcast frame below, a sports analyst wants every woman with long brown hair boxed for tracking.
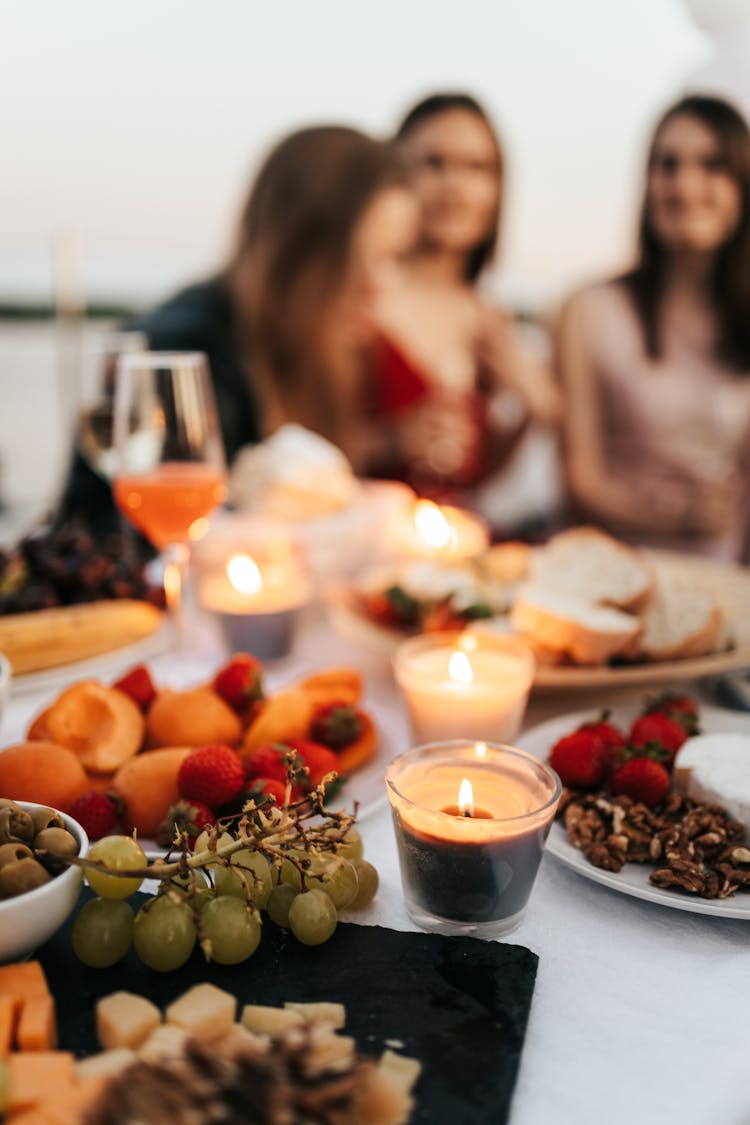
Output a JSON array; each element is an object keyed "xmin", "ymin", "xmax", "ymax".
[
  {"xmin": 370, "ymin": 92, "xmax": 559, "ymax": 516},
  {"xmin": 558, "ymin": 94, "xmax": 750, "ymax": 560}
]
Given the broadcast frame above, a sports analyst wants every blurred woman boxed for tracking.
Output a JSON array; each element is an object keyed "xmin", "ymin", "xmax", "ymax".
[
  {"xmin": 370, "ymin": 92, "xmax": 559, "ymax": 513},
  {"xmin": 58, "ymin": 126, "xmax": 418, "ymax": 529},
  {"xmin": 558, "ymin": 95, "xmax": 750, "ymax": 560}
]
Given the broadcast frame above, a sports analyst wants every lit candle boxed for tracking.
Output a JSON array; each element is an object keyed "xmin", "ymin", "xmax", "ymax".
[
  {"xmin": 393, "ymin": 631, "xmax": 535, "ymax": 744},
  {"xmin": 391, "ymin": 499, "xmax": 489, "ymax": 561},
  {"xmin": 198, "ymin": 549, "xmax": 310, "ymax": 659},
  {"xmin": 386, "ymin": 740, "xmax": 561, "ymax": 937}
]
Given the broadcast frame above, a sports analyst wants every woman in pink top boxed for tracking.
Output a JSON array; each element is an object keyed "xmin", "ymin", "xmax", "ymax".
[{"xmin": 558, "ymin": 95, "xmax": 750, "ymax": 561}]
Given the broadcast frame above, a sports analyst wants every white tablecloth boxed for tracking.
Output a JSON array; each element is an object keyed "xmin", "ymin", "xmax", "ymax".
[{"xmin": 5, "ymin": 605, "xmax": 748, "ymax": 1125}]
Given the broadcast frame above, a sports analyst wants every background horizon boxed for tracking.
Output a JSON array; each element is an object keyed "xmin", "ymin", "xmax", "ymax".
[{"xmin": 1, "ymin": 0, "xmax": 745, "ymax": 313}]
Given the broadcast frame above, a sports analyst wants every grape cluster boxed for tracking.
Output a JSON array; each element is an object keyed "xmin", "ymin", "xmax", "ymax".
[
  {"xmin": 71, "ymin": 809, "xmax": 379, "ymax": 973},
  {"xmin": 0, "ymin": 522, "xmax": 162, "ymax": 614}
]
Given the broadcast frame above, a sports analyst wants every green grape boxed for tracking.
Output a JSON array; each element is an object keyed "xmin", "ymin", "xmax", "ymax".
[
  {"xmin": 326, "ymin": 825, "xmax": 364, "ymax": 861},
  {"xmin": 305, "ymin": 856, "xmax": 358, "ymax": 909},
  {"xmin": 72, "ymin": 897, "xmax": 134, "ymax": 968},
  {"xmin": 288, "ymin": 889, "xmax": 337, "ymax": 946},
  {"xmin": 266, "ymin": 883, "xmax": 297, "ymax": 928},
  {"xmin": 133, "ymin": 895, "xmax": 196, "ymax": 971},
  {"xmin": 86, "ymin": 836, "xmax": 146, "ymax": 899},
  {"xmin": 194, "ymin": 830, "xmax": 233, "ymax": 863},
  {"xmin": 0, "ymin": 1056, "xmax": 9, "ymax": 1116},
  {"xmin": 201, "ymin": 895, "xmax": 261, "ymax": 965},
  {"xmin": 277, "ymin": 851, "xmax": 305, "ymax": 890},
  {"xmin": 214, "ymin": 849, "xmax": 272, "ymax": 907},
  {"xmin": 347, "ymin": 860, "xmax": 379, "ymax": 910}
]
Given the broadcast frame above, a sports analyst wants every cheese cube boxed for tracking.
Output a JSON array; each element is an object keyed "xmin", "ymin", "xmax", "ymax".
[
  {"xmin": 379, "ymin": 1049, "xmax": 422, "ymax": 1094},
  {"xmin": 138, "ymin": 1024, "xmax": 190, "ymax": 1062},
  {"xmin": 16, "ymin": 995, "xmax": 57, "ymax": 1051},
  {"xmin": 165, "ymin": 983, "xmax": 236, "ymax": 1041},
  {"xmin": 284, "ymin": 1001, "xmax": 346, "ymax": 1029},
  {"xmin": 241, "ymin": 1005, "xmax": 304, "ymax": 1036},
  {"xmin": 6, "ymin": 1052, "xmax": 75, "ymax": 1113},
  {"xmin": 76, "ymin": 1047, "xmax": 137, "ymax": 1082},
  {"xmin": 96, "ymin": 991, "xmax": 161, "ymax": 1051}
]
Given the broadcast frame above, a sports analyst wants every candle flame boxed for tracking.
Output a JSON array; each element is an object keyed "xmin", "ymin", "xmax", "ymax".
[
  {"xmin": 227, "ymin": 553, "xmax": 263, "ymax": 595},
  {"xmin": 458, "ymin": 778, "xmax": 474, "ymax": 817},
  {"xmin": 413, "ymin": 499, "xmax": 451, "ymax": 549},
  {"xmin": 448, "ymin": 650, "xmax": 474, "ymax": 684}
]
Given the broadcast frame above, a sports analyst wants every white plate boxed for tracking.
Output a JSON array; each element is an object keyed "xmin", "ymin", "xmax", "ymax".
[{"xmin": 517, "ymin": 703, "xmax": 750, "ymax": 920}]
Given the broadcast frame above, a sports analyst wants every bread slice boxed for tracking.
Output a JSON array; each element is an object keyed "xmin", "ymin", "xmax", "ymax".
[
  {"xmin": 530, "ymin": 527, "xmax": 653, "ymax": 612},
  {"xmin": 629, "ymin": 570, "xmax": 723, "ymax": 662},
  {"xmin": 510, "ymin": 588, "xmax": 641, "ymax": 665}
]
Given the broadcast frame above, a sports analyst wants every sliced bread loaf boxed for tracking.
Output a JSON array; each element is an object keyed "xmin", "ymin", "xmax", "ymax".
[
  {"xmin": 629, "ymin": 570, "xmax": 723, "ymax": 662},
  {"xmin": 510, "ymin": 588, "xmax": 642, "ymax": 665},
  {"xmin": 530, "ymin": 527, "xmax": 653, "ymax": 611}
]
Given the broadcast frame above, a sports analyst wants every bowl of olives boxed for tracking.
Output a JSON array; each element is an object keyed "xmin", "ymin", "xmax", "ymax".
[{"xmin": 0, "ymin": 799, "xmax": 89, "ymax": 962}]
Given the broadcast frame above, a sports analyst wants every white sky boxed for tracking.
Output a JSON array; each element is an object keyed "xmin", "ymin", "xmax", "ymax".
[{"xmin": 0, "ymin": 0, "xmax": 717, "ymax": 309}]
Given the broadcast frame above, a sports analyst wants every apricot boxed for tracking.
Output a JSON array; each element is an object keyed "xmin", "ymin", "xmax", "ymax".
[
  {"xmin": 297, "ymin": 668, "xmax": 363, "ymax": 706},
  {"xmin": 239, "ymin": 689, "xmax": 316, "ymax": 764},
  {"xmin": 335, "ymin": 711, "xmax": 378, "ymax": 775},
  {"xmin": 111, "ymin": 748, "xmax": 192, "ymax": 837},
  {"xmin": 42, "ymin": 681, "xmax": 145, "ymax": 774},
  {"xmin": 27, "ymin": 707, "xmax": 52, "ymax": 741},
  {"xmin": 145, "ymin": 687, "xmax": 242, "ymax": 749},
  {"xmin": 0, "ymin": 742, "xmax": 89, "ymax": 812}
]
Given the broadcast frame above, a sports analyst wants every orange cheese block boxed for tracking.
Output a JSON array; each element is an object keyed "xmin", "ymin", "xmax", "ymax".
[
  {"xmin": 0, "ymin": 995, "xmax": 14, "ymax": 1055},
  {"xmin": 0, "ymin": 962, "xmax": 50, "ymax": 1022},
  {"xmin": 6, "ymin": 1051, "xmax": 75, "ymax": 1113},
  {"xmin": 8, "ymin": 1077, "xmax": 106, "ymax": 1124},
  {"xmin": 16, "ymin": 995, "xmax": 57, "ymax": 1051}
]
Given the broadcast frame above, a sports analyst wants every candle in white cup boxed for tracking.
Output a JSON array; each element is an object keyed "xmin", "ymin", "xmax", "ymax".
[
  {"xmin": 390, "ymin": 499, "xmax": 489, "ymax": 561},
  {"xmin": 393, "ymin": 630, "xmax": 535, "ymax": 744}
]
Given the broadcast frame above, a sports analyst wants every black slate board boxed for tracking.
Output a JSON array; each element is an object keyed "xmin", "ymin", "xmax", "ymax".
[{"xmin": 38, "ymin": 891, "xmax": 538, "ymax": 1125}]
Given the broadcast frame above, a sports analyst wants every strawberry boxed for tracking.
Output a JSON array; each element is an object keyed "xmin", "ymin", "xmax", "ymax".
[
  {"xmin": 113, "ymin": 665, "xmax": 157, "ymax": 712},
  {"xmin": 629, "ymin": 713, "xmax": 687, "ymax": 767},
  {"xmin": 580, "ymin": 714, "xmax": 626, "ymax": 759},
  {"xmin": 69, "ymin": 791, "xmax": 119, "ymax": 840},
  {"xmin": 213, "ymin": 654, "xmax": 264, "ymax": 713},
  {"xmin": 611, "ymin": 757, "xmax": 670, "ymax": 808},
  {"xmin": 244, "ymin": 744, "xmax": 292, "ymax": 786},
  {"xmin": 246, "ymin": 777, "xmax": 288, "ymax": 806},
  {"xmin": 421, "ymin": 601, "xmax": 468, "ymax": 633},
  {"xmin": 310, "ymin": 701, "xmax": 363, "ymax": 750},
  {"xmin": 362, "ymin": 586, "xmax": 420, "ymax": 629},
  {"xmin": 177, "ymin": 744, "xmax": 245, "ymax": 809},
  {"xmin": 642, "ymin": 693, "xmax": 700, "ymax": 735},
  {"xmin": 288, "ymin": 739, "xmax": 339, "ymax": 788},
  {"xmin": 549, "ymin": 729, "xmax": 609, "ymax": 790},
  {"xmin": 157, "ymin": 799, "xmax": 215, "ymax": 849}
]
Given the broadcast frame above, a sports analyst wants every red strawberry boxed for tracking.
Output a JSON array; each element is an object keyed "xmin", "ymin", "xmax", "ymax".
[
  {"xmin": 69, "ymin": 791, "xmax": 119, "ymax": 840},
  {"xmin": 246, "ymin": 777, "xmax": 288, "ymax": 806},
  {"xmin": 244, "ymin": 744, "xmax": 292, "ymax": 786},
  {"xmin": 288, "ymin": 739, "xmax": 339, "ymax": 788},
  {"xmin": 178, "ymin": 744, "xmax": 245, "ymax": 809},
  {"xmin": 113, "ymin": 665, "xmax": 157, "ymax": 712},
  {"xmin": 310, "ymin": 701, "xmax": 363, "ymax": 750},
  {"xmin": 642, "ymin": 693, "xmax": 700, "ymax": 735},
  {"xmin": 157, "ymin": 799, "xmax": 215, "ymax": 849},
  {"xmin": 549, "ymin": 729, "xmax": 609, "ymax": 790},
  {"xmin": 580, "ymin": 714, "xmax": 626, "ymax": 758},
  {"xmin": 611, "ymin": 757, "xmax": 670, "ymax": 808},
  {"xmin": 422, "ymin": 601, "xmax": 467, "ymax": 633},
  {"xmin": 629, "ymin": 713, "xmax": 687, "ymax": 767},
  {"xmin": 213, "ymin": 654, "xmax": 264, "ymax": 713}
]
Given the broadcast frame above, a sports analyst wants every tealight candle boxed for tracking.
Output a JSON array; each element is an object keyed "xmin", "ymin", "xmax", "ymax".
[
  {"xmin": 198, "ymin": 548, "xmax": 310, "ymax": 659},
  {"xmin": 386, "ymin": 741, "xmax": 561, "ymax": 937},
  {"xmin": 390, "ymin": 499, "xmax": 489, "ymax": 561},
  {"xmin": 393, "ymin": 631, "xmax": 535, "ymax": 744}
]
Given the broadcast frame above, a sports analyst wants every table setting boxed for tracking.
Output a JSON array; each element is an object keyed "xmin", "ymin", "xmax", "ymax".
[{"xmin": 0, "ymin": 358, "xmax": 749, "ymax": 1125}]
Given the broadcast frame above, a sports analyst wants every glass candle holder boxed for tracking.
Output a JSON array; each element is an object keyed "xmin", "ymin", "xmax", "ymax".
[
  {"xmin": 386, "ymin": 741, "xmax": 561, "ymax": 938},
  {"xmin": 393, "ymin": 631, "xmax": 535, "ymax": 745}
]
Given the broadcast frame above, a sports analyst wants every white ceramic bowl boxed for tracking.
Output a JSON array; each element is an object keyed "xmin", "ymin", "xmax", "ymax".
[
  {"xmin": 0, "ymin": 801, "xmax": 88, "ymax": 963},
  {"xmin": 0, "ymin": 652, "xmax": 10, "ymax": 732}
]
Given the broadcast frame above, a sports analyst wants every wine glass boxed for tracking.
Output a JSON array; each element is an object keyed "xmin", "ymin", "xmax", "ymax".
[{"xmin": 112, "ymin": 352, "xmax": 227, "ymax": 639}]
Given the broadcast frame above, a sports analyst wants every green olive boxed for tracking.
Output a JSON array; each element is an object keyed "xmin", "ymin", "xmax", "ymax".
[
  {"xmin": 0, "ymin": 857, "xmax": 51, "ymax": 899},
  {"xmin": 29, "ymin": 807, "xmax": 65, "ymax": 835},
  {"xmin": 0, "ymin": 843, "xmax": 34, "ymax": 869},
  {"xmin": 34, "ymin": 827, "xmax": 79, "ymax": 872},
  {"xmin": 0, "ymin": 806, "xmax": 34, "ymax": 844}
]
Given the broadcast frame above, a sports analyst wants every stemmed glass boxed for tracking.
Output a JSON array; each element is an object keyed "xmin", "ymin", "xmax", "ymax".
[{"xmin": 112, "ymin": 352, "xmax": 227, "ymax": 639}]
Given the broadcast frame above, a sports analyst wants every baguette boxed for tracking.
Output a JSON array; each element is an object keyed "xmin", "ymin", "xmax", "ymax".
[
  {"xmin": 530, "ymin": 527, "xmax": 653, "ymax": 612},
  {"xmin": 510, "ymin": 589, "xmax": 641, "ymax": 665},
  {"xmin": 0, "ymin": 600, "xmax": 163, "ymax": 674},
  {"xmin": 629, "ymin": 571, "xmax": 723, "ymax": 662}
]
